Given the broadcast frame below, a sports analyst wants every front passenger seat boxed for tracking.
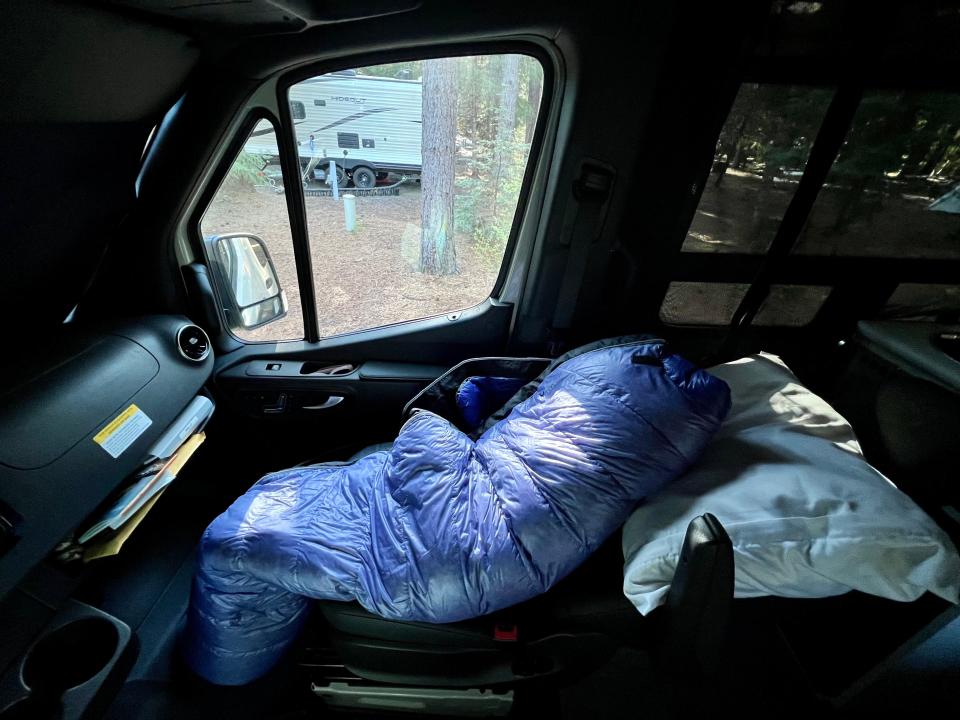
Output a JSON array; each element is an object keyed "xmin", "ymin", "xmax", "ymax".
[{"xmin": 304, "ymin": 512, "xmax": 733, "ymax": 709}]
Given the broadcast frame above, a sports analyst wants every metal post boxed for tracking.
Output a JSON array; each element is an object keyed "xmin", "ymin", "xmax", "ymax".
[
  {"xmin": 343, "ymin": 194, "xmax": 356, "ymax": 232},
  {"xmin": 329, "ymin": 160, "xmax": 339, "ymax": 201}
]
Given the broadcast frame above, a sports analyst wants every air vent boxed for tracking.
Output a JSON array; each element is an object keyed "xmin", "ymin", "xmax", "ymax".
[{"xmin": 177, "ymin": 325, "xmax": 210, "ymax": 363}]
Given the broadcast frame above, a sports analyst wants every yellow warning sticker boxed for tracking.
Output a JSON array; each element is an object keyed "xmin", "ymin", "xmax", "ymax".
[{"xmin": 94, "ymin": 404, "xmax": 152, "ymax": 459}]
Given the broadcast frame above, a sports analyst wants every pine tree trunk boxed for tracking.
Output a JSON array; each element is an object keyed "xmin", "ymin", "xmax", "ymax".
[
  {"xmin": 524, "ymin": 66, "xmax": 542, "ymax": 143},
  {"xmin": 420, "ymin": 57, "xmax": 458, "ymax": 275},
  {"xmin": 493, "ymin": 55, "xmax": 520, "ymax": 217}
]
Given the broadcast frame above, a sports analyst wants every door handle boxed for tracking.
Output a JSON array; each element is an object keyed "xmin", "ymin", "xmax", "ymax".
[
  {"xmin": 262, "ymin": 392, "xmax": 288, "ymax": 414},
  {"xmin": 302, "ymin": 396, "xmax": 344, "ymax": 410}
]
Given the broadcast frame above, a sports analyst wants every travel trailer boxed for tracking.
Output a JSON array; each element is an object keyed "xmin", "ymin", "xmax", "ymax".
[{"xmin": 244, "ymin": 71, "xmax": 422, "ymax": 188}]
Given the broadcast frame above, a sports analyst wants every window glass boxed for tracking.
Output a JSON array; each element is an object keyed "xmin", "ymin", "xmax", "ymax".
[
  {"xmin": 659, "ymin": 282, "xmax": 750, "ymax": 325},
  {"xmin": 287, "ymin": 54, "xmax": 544, "ymax": 337},
  {"xmin": 794, "ymin": 91, "xmax": 960, "ymax": 258},
  {"xmin": 683, "ymin": 83, "xmax": 833, "ymax": 253},
  {"xmin": 290, "ymin": 101, "xmax": 306, "ymax": 120},
  {"xmin": 753, "ymin": 284, "xmax": 831, "ymax": 326},
  {"xmin": 882, "ymin": 283, "xmax": 960, "ymax": 322},
  {"xmin": 201, "ymin": 119, "xmax": 304, "ymax": 341}
]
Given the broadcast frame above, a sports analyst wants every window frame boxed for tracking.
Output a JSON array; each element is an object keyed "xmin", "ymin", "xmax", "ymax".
[
  {"xmin": 189, "ymin": 108, "xmax": 313, "ymax": 343},
  {"xmin": 274, "ymin": 42, "xmax": 556, "ymax": 343},
  {"xmin": 189, "ymin": 42, "xmax": 555, "ymax": 346}
]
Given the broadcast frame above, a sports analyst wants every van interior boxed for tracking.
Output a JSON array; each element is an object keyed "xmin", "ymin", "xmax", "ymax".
[{"xmin": 1, "ymin": 1, "xmax": 959, "ymax": 718}]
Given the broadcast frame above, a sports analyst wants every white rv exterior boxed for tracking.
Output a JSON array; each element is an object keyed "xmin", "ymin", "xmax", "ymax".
[{"xmin": 244, "ymin": 73, "xmax": 423, "ymax": 178}]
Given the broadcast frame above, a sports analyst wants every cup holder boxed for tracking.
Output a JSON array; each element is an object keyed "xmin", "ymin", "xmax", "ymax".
[
  {"xmin": 0, "ymin": 603, "xmax": 132, "ymax": 720},
  {"xmin": 22, "ymin": 618, "xmax": 119, "ymax": 696}
]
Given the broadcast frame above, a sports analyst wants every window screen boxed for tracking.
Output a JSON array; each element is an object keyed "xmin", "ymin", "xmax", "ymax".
[
  {"xmin": 659, "ymin": 282, "xmax": 750, "ymax": 325},
  {"xmin": 659, "ymin": 282, "xmax": 832, "ymax": 326},
  {"xmin": 683, "ymin": 83, "xmax": 833, "ymax": 254},
  {"xmin": 753, "ymin": 285, "xmax": 831, "ymax": 326},
  {"xmin": 794, "ymin": 90, "xmax": 960, "ymax": 259}
]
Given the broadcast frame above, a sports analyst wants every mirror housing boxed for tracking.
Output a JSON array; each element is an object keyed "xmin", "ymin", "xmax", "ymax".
[{"xmin": 205, "ymin": 233, "xmax": 287, "ymax": 331}]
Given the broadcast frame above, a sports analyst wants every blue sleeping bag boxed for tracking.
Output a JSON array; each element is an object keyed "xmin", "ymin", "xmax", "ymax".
[{"xmin": 183, "ymin": 339, "xmax": 730, "ymax": 684}]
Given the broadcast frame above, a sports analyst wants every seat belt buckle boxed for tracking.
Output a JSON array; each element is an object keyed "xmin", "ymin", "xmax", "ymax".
[{"xmin": 494, "ymin": 623, "xmax": 519, "ymax": 642}]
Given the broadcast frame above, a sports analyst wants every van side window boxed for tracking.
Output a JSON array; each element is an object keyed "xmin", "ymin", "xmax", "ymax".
[
  {"xmin": 263, "ymin": 54, "xmax": 544, "ymax": 339},
  {"xmin": 661, "ymin": 83, "xmax": 960, "ymax": 328}
]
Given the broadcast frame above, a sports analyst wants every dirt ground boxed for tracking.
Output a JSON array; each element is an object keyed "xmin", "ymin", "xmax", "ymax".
[{"xmin": 202, "ymin": 181, "xmax": 502, "ymax": 341}]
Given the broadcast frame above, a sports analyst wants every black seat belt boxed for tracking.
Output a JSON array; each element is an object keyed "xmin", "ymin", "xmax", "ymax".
[{"xmin": 548, "ymin": 160, "xmax": 616, "ymax": 356}]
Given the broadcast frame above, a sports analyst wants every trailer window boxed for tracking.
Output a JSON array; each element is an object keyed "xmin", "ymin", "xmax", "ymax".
[
  {"xmin": 290, "ymin": 101, "xmax": 306, "ymax": 120},
  {"xmin": 337, "ymin": 132, "xmax": 360, "ymax": 149},
  {"xmin": 278, "ymin": 53, "xmax": 545, "ymax": 339}
]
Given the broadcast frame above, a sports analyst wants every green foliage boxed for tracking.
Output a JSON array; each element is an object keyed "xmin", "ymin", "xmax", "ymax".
[
  {"xmin": 832, "ymin": 92, "xmax": 960, "ymax": 184},
  {"xmin": 359, "ymin": 54, "xmax": 544, "ymax": 273},
  {"xmin": 455, "ymin": 136, "xmax": 529, "ymax": 270},
  {"xmin": 227, "ymin": 151, "xmax": 269, "ymax": 187},
  {"xmin": 715, "ymin": 85, "xmax": 960, "ymax": 193},
  {"xmin": 451, "ymin": 54, "xmax": 542, "ymax": 270},
  {"xmin": 716, "ymin": 84, "xmax": 833, "ymax": 176},
  {"xmin": 358, "ymin": 61, "xmax": 422, "ymax": 80}
]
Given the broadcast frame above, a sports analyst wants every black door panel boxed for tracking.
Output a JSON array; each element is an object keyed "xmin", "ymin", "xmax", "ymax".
[
  {"xmin": 216, "ymin": 359, "xmax": 447, "ymax": 420},
  {"xmin": 206, "ymin": 301, "xmax": 513, "ymax": 475}
]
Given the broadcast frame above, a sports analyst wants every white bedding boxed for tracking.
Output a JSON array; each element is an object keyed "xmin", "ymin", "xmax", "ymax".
[{"xmin": 622, "ymin": 352, "xmax": 960, "ymax": 615}]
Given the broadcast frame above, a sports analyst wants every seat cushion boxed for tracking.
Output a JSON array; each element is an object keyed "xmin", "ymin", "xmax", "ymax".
[{"xmin": 317, "ymin": 534, "xmax": 639, "ymax": 648}]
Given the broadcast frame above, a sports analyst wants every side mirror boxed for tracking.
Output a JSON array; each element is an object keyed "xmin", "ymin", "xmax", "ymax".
[{"xmin": 206, "ymin": 233, "xmax": 287, "ymax": 330}]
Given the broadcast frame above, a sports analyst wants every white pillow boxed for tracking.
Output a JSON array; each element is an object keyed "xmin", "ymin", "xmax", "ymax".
[{"xmin": 622, "ymin": 352, "xmax": 960, "ymax": 615}]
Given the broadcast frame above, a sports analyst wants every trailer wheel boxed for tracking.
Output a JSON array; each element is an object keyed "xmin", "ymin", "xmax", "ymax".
[{"xmin": 352, "ymin": 166, "xmax": 376, "ymax": 189}]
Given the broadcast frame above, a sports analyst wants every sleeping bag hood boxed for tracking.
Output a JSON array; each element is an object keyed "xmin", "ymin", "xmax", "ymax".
[{"xmin": 184, "ymin": 339, "xmax": 731, "ymax": 684}]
